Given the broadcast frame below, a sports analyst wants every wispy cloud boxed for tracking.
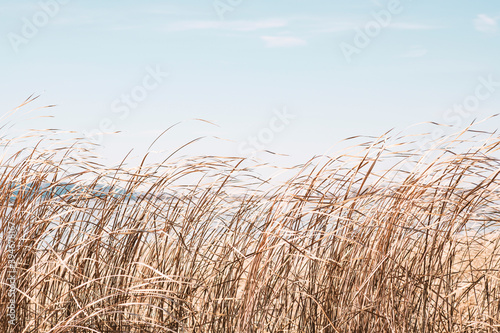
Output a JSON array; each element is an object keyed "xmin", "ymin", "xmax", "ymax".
[
  {"xmin": 399, "ymin": 45, "xmax": 428, "ymax": 58},
  {"xmin": 0, "ymin": 2, "xmax": 39, "ymax": 11},
  {"xmin": 389, "ymin": 22, "xmax": 442, "ymax": 30},
  {"xmin": 312, "ymin": 19, "xmax": 441, "ymax": 34},
  {"xmin": 52, "ymin": 15, "xmax": 290, "ymax": 33},
  {"xmin": 474, "ymin": 14, "xmax": 498, "ymax": 33},
  {"xmin": 260, "ymin": 36, "xmax": 307, "ymax": 48},
  {"xmin": 313, "ymin": 21, "xmax": 358, "ymax": 33},
  {"xmin": 167, "ymin": 19, "xmax": 288, "ymax": 32}
]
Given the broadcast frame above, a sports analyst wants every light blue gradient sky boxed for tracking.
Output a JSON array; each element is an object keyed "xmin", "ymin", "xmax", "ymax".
[{"xmin": 1, "ymin": 0, "xmax": 499, "ymax": 166}]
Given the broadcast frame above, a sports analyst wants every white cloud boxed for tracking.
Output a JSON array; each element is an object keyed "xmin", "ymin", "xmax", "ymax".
[
  {"xmin": 313, "ymin": 19, "xmax": 441, "ymax": 34},
  {"xmin": 167, "ymin": 19, "xmax": 288, "ymax": 32},
  {"xmin": 389, "ymin": 22, "xmax": 442, "ymax": 30},
  {"xmin": 474, "ymin": 14, "xmax": 498, "ymax": 33},
  {"xmin": 261, "ymin": 36, "xmax": 307, "ymax": 48},
  {"xmin": 400, "ymin": 45, "xmax": 428, "ymax": 58},
  {"xmin": 313, "ymin": 21, "xmax": 358, "ymax": 33}
]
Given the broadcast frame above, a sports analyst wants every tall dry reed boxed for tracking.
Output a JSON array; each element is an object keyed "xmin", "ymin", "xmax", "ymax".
[{"xmin": 1, "ymin": 100, "xmax": 500, "ymax": 332}]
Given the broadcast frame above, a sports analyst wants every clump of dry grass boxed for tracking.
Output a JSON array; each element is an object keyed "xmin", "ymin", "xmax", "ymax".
[{"xmin": 1, "ymin": 101, "xmax": 500, "ymax": 332}]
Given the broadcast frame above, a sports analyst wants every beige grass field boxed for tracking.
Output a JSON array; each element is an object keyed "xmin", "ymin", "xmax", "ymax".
[{"xmin": 1, "ymin": 103, "xmax": 500, "ymax": 332}]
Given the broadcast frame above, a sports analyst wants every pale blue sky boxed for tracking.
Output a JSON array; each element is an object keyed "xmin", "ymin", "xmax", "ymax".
[{"xmin": 1, "ymin": 0, "xmax": 499, "ymax": 166}]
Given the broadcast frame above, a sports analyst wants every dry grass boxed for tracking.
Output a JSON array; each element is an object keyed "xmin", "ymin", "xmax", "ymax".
[{"xmin": 1, "ymin": 101, "xmax": 500, "ymax": 332}]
